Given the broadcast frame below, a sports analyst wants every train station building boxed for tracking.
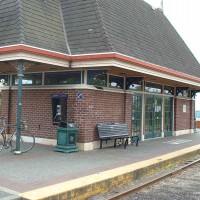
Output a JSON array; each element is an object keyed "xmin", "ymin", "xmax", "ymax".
[{"xmin": 0, "ymin": 0, "xmax": 200, "ymax": 151}]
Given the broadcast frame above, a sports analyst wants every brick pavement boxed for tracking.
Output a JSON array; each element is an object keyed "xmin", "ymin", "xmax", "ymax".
[{"xmin": 0, "ymin": 131, "xmax": 200, "ymax": 199}]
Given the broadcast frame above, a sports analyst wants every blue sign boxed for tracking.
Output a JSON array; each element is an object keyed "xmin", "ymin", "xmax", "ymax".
[{"xmin": 77, "ymin": 93, "xmax": 83, "ymax": 100}]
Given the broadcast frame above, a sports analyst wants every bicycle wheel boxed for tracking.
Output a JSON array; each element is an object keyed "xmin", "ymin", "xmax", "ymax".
[
  {"xmin": 11, "ymin": 130, "xmax": 35, "ymax": 153},
  {"xmin": 0, "ymin": 133, "xmax": 5, "ymax": 151}
]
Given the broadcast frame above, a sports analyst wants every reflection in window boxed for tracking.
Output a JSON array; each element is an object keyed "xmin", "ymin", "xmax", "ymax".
[
  {"xmin": 82, "ymin": 71, "xmax": 84, "ymax": 84},
  {"xmin": 87, "ymin": 70, "xmax": 107, "ymax": 87},
  {"xmin": 145, "ymin": 82, "xmax": 162, "ymax": 93},
  {"xmin": 126, "ymin": 78, "xmax": 143, "ymax": 91},
  {"xmin": 177, "ymin": 90, "xmax": 190, "ymax": 97},
  {"xmin": 12, "ymin": 73, "xmax": 42, "ymax": 85},
  {"xmin": 132, "ymin": 94, "xmax": 142, "ymax": 136},
  {"xmin": 109, "ymin": 75, "xmax": 124, "ymax": 89},
  {"xmin": 0, "ymin": 75, "xmax": 9, "ymax": 86},
  {"xmin": 45, "ymin": 71, "xmax": 81, "ymax": 85},
  {"xmin": 164, "ymin": 85, "xmax": 174, "ymax": 95}
]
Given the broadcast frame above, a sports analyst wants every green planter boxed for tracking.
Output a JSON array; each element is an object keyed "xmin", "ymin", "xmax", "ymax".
[{"xmin": 54, "ymin": 121, "xmax": 78, "ymax": 153}]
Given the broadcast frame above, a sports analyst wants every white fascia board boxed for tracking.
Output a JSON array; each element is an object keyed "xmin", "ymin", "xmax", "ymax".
[
  {"xmin": 71, "ymin": 59, "xmax": 200, "ymax": 87},
  {"xmin": 0, "ymin": 52, "xmax": 69, "ymax": 67}
]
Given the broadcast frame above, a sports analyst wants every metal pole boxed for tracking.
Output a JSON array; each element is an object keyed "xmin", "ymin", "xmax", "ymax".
[
  {"xmin": 161, "ymin": 0, "xmax": 164, "ymax": 11},
  {"xmin": 14, "ymin": 60, "xmax": 24, "ymax": 155}
]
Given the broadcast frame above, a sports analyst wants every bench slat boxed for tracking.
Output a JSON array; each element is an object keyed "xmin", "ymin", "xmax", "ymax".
[
  {"xmin": 97, "ymin": 123, "xmax": 129, "ymax": 139},
  {"xmin": 97, "ymin": 123, "xmax": 139, "ymax": 149}
]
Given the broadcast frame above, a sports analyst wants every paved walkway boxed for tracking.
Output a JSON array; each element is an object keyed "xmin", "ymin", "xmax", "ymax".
[{"xmin": 0, "ymin": 131, "xmax": 200, "ymax": 199}]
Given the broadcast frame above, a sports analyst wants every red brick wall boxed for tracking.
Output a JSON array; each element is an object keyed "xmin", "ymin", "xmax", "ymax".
[
  {"xmin": 1, "ymin": 89, "xmax": 11, "ymax": 132},
  {"xmin": 71, "ymin": 90, "xmax": 126, "ymax": 142},
  {"xmin": 2, "ymin": 89, "xmax": 195, "ymax": 142},
  {"xmin": 2, "ymin": 89, "xmax": 128, "ymax": 143},
  {"xmin": 1, "ymin": 90, "xmax": 9, "ymax": 117},
  {"xmin": 174, "ymin": 98, "xmax": 194, "ymax": 131},
  {"xmin": 191, "ymin": 99, "xmax": 195, "ymax": 129}
]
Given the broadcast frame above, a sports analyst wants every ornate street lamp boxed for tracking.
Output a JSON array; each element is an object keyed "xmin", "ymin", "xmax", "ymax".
[{"xmin": 9, "ymin": 60, "xmax": 33, "ymax": 154}]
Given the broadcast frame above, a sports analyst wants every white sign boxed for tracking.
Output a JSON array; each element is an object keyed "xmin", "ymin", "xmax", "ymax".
[
  {"xmin": 0, "ymin": 79, "xmax": 5, "ymax": 90},
  {"xmin": 183, "ymin": 105, "xmax": 187, "ymax": 112}
]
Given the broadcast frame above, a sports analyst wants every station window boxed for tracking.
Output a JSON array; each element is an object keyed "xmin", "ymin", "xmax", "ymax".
[
  {"xmin": 164, "ymin": 85, "xmax": 174, "ymax": 95},
  {"xmin": 126, "ymin": 78, "xmax": 143, "ymax": 91},
  {"xmin": 45, "ymin": 71, "xmax": 81, "ymax": 85},
  {"xmin": 0, "ymin": 75, "xmax": 9, "ymax": 86},
  {"xmin": 12, "ymin": 73, "xmax": 42, "ymax": 85},
  {"xmin": 145, "ymin": 82, "xmax": 162, "ymax": 93},
  {"xmin": 87, "ymin": 70, "xmax": 107, "ymax": 87},
  {"xmin": 109, "ymin": 75, "xmax": 124, "ymax": 89},
  {"xmin": 177, "ymin": 89, "xmax": 190, "ymax": 97}
]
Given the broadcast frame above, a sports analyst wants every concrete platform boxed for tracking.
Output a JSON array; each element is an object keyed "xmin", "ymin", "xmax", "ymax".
[{"xmin": 0, "ymin": 131, "xmax": 200, "ymax": 200}]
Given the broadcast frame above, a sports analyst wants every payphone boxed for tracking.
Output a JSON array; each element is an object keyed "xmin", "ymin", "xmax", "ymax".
[{"xmin": 51, "ymin": 94, "xmax": 67, "ymax": 124}]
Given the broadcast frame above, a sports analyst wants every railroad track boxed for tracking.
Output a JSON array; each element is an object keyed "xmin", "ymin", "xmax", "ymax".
[{"xmin": 105, "ymin": 156, "xmax": 200, "ymax": 200}]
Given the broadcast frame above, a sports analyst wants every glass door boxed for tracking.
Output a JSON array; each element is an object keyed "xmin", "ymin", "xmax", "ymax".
[
  {"xmin": 132, "ymin": 94, "xmax": 142, "ymax": 138},
  {"xmin": 145, "ymin": 95, "xmax": 162, "ymax": 139},
  {"xmin": 164, "ymin": 97, "xmax": 173, "ymax": 137}
]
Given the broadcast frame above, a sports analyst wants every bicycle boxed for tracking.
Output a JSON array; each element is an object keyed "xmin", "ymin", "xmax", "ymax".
[{"xmin": 0, "ymin": 117, "xmax": 35, "ymax": 153}]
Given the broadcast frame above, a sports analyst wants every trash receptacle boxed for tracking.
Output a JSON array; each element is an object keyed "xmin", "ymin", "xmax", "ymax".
[{"xmin": 54, "ymin": 121, "xmax": 79, "ymax": 153}]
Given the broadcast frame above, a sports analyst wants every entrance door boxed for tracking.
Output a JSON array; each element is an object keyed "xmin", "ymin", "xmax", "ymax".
[
  {"xmin": 164, "ymin": 97, "xmax": 173, "ymax": 137},
  {"xmin": 145, "ymin": 95, "xmax": 162, "ymax": 139},
  {"xmin": 132, "ymin": 94, "xmax": 142, "ymax": 138}
]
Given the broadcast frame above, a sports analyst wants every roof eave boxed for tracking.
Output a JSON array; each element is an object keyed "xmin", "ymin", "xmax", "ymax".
[{"xmin": 0, "ymin": 44, "xmax": 200, "ymax": 84}]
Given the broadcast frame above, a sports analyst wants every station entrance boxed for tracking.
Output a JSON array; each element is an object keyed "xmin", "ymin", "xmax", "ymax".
[
  {"xmin": 131, "ymin": 93, "xmax": 174, "ymax": 140},
  {"xmin": 144, "ymin": 95, "xmax": 162, "ymax": 139},
  {"xmin": 131, "ymin": 94, "xmax": 142, "ymax": 138}
]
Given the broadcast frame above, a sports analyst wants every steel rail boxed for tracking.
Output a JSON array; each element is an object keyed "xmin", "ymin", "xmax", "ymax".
[{"xmin": 107, "ymin": 157, "xmax": 200, "ymax": 200}]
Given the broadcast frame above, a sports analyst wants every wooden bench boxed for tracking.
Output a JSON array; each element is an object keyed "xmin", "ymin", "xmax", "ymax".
[{"xmin": 97, "ymin": 123, "xmax": 139, "ymax": 149}]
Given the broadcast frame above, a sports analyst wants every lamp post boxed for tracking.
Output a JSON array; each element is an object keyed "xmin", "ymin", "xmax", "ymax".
[{"xmin": 14, "ymin": 60, "xmax": 24, "ymax": 155}]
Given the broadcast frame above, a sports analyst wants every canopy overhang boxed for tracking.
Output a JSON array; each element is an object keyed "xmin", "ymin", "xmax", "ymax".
[{"xmin": 0, "ymin": 44, "xmax": 200, "ymax": 90}]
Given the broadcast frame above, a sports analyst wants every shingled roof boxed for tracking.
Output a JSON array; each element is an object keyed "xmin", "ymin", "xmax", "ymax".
[
  {"xmin": 0, "ymin": 0, "xmax": 199, "ymax": 77},
  {"xmin": 0, "ymin": 0, "xmax": 69, "ymax": 53}
]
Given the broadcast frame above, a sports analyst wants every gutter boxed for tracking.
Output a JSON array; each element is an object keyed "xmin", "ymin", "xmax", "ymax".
[{"xmin": 0, "ymin": 44, "xmax": 200, "ymax": 84}]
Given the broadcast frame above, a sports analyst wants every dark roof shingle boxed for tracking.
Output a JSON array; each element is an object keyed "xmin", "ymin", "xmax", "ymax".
[
  {"xmin": 95, "ymin": 0, "xmax": 200, "ymax": 77},
  {"xmin": 60, "ymin": 0, "xmax": 113, "ymax": 54},
  {"xmin": 0, "ymin": 0, "xmax": 69, "ymax": 53},
  {"xmin": 60, "ymin": 0, "xmax": 200, "ymax": 77},
  {"xmin": 0, "ymin": 0, "xmax": 21, "ymax": 46},
  {"xmin": 0, "ymin": 0, "xmax": 199, "ymax": 77}
]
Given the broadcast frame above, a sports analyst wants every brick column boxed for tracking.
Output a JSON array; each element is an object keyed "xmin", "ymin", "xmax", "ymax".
[
  {"xmin": 174, "ymin": 98, "xmax": 193, "ymax": 131},
  {"xmin": 1, "ymin": 89, "xmax": 11, "ymax": 123},
  {"xmin": 0, "ymin": 88, "xmax": 12, "ymax": 134},
  {"xmin": 124, "ymin": 93, "xmax": 132, "ymax": 134},
  {"xmin": 190, "ymin": 99, "xmax": 195, "ymax": 129}
]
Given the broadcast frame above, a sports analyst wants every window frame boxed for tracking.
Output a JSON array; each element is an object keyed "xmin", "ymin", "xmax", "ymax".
[
  {"xmin": 12, "ymin": 73, "xmax": 42, "ymax": 86},
  {"xmin": 44, "ymin": 70, "xmax": 82, "ymax": 85},
  {"xmin": 145, "ymin": 82, "xmax": 162, "ymax": 94}
]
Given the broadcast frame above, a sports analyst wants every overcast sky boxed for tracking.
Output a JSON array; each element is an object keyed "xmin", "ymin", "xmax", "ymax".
[
  {"xmin": 144, "ymin": 0, "xmax": 200, "ymax": 111},
  {"xmin": 144, "ymin": 0, "xmax": 200, "ymax": 62}
]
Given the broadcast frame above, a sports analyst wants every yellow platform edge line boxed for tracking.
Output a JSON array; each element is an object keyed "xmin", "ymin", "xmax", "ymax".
[{"xmin": 19, "ymin": 144, "xmax": 200, "ymax": 200}]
